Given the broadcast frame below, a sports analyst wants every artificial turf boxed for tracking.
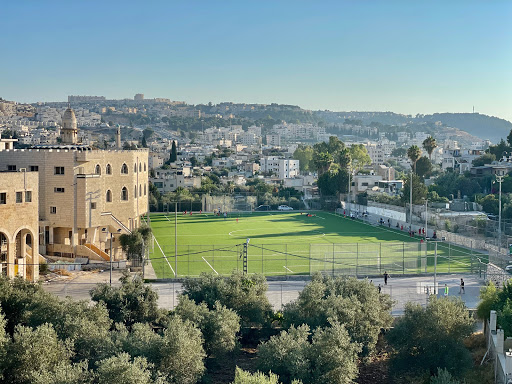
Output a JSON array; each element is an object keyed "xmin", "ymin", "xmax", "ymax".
[{"xmin": 147, "ymin": 211, "xmax": 486, "ymax": 278}]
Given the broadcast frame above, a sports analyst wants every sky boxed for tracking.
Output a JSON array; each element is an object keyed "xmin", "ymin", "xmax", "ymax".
[{"xmin": 1, "ymin": 0, "xmax": 511, "ymax": 122}]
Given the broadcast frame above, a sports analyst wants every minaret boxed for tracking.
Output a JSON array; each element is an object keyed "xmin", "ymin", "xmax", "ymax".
[
  {"xmin": 116, "ymin": 125, "xmax": 121, "ymax": 149},
  {"xmin": 61, "ymin": 106, "xmax": 78, "ymax": 144}
]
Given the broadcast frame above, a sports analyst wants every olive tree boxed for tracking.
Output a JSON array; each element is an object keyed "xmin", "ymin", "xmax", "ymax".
[
  {"xmin": 387, "ymin": 297, "xmax": 474, "ymax": 379},
  {"xmin": 174, "ymin": 295, "xmax": 240, "ymax": 356},
  {"xmin": 181, "ymin": 271, "xmax": 272, "ymax": 326},
  {"xmin": 283, "ymin": 274, "xmax": 392, "ymax": 356},
  {"xmin": 90, "ymin": 271, "xmax": 159, "ymax": 326}
]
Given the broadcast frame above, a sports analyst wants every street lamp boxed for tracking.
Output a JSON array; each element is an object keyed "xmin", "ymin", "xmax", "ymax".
[
  {"xmin": 102, "ymin": 227, "xmax": 121, "ymax": 286},
  {"xmin": 495, "ymin": 166, "xmax": 507, "ymax": 252}
]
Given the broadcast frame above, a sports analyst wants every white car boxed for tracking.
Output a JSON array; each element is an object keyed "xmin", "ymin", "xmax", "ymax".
[
  {"xmin": 278, "ymin": 205, "xmax": 294, "ymax": 211},
  {"xmin": 506, "ymin": 265, "xmax": 512, "ymax": 273}
]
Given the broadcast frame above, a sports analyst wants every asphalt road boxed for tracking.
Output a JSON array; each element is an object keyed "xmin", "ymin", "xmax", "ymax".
[{"xmin": 43, "ymin": 271, "xmax": 483, "ymax": 316}]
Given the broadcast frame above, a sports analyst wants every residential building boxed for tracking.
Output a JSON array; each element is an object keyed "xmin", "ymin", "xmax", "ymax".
[
  {"xmin": 0, "ymin": 171, "xmax": 39, "ymax": 281},
  {"xmin": 260, "ymin": 156, "xmax": 299, "ymax": 179},
  {"xmin": 0, "ymin": 107, "xmax": 148, "ymax": 262}
]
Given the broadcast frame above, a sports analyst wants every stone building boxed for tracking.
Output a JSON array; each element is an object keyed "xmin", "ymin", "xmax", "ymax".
[
  {"xmin": 0, "ymin": 107, "xmax": 148, "ymax": 264},
  {"xmin": 0, "ymin": 171, "xmax": 39, "ymax": 281}
]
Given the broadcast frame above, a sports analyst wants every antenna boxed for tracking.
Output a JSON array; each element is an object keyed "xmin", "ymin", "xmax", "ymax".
[{"xmin": 473, "ymin": 106, "xmax": 474, "ymax": 113}]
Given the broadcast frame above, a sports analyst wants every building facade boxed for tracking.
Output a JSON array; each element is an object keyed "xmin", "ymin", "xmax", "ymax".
[
  {"xmin": 0, "ymin": 171, "xmax": 39, "ymax": 281},
  {"xmin": 0, "ymin": 107, "xmax": 148, "ymax": 264}
]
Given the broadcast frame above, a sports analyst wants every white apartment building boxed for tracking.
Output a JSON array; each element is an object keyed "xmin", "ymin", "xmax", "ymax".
[
  {"xmin": 260, "ymin": 156, "xmax": 299, "ymax": 179},
  {"xmin": 266, "ymin": 134, "xmax": 281, "ymax": 147},
  {"xmin": 365, "ymin": 143, "xmax": 385, "ymax": 165}
]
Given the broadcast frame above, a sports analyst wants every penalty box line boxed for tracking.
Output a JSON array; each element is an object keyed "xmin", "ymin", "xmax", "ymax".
[
  {"xmin": 152, "ymin": 234, "xmax": 176, "ymax": 277},
  {"xmin": 202, "ymin": 257, "xmax": 219, "ymax": 275}
]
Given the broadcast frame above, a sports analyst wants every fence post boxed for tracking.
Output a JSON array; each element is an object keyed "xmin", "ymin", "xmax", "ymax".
[
  {"xmin": 402, "ymin": 242, "xmax": 405, "ymax": 275},
  {"xmin": 448, "ymin": 242, "xmax": 451, "ymax": 273},
  {"xmin": 309, "ymin": 244, "xmax": 311, "ymax": 276},
  {"xmin": 332, "ymin": 243, "xmax": 335, "ymax": 277},
  {"xmin": 285, "ymin": 244, "xmax": 288, "ymax": 277},
  {"xmin": 379, "ymin": 242, "xmax": 382, "ymax": 274},
  {"xmin": 262, "ymin": 245, "xmax": 263, "ymax": 274},
  {"xmin": 356, "ymin": 243, "xmax": 359, "ymax": 277},
  {"xmin": 188, "ymin": 245, "xmax": 190, "ymax": 276}
]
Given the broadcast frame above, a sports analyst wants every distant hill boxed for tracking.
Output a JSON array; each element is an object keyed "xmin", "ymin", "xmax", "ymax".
[
  {"xmin": 418, "ymin": 113, "xmax": 512, "ymax": 143},
  {"xmin": 315, "ymin": 110, "xmax": 511, "ymax": 143}
]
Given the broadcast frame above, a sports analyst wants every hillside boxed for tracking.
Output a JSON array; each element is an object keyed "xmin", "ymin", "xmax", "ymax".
[
  {"xmin": 419, "ymin": 113, "xmax": 512, "ymax": 143},
  {"xmin": 315, "ymin": 111, "xmax": 511, "ymax": 143}
]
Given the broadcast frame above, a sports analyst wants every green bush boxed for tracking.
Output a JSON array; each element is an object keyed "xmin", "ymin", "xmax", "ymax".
[
  {"xmin": 283, "ymin": 274, "xmax": 393, "ymax": 356},
  {"xmin": 181, "ymin": 271, "xmax": 272, "ymax": 326},
  {"xmin": 173, "ymin": 296, "xmax": 240, "ymax": 357},
  {"xmin": 258, "ymin": 322, "xmax": 360, "ymax": 384},
  {"xmin": 387, "ymin": 297, "xmax": 474, "ymax": 379}
]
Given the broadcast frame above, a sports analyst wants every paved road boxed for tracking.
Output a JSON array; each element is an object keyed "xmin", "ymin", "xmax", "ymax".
[{"xmin": 43, "ymin": 271, "xmax": 483, "ymax": 316}]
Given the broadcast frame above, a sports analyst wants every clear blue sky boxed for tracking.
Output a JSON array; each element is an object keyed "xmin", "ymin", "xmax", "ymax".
[{"xmin": 1, "ymin": 1, "xmax": 511, "ymax": 121}]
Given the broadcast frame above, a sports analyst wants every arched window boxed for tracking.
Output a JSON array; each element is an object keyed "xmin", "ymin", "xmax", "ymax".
[
  {"xmin": 134, "ymin": 163, "xmax": 137, "ymax": 173},
  {"xmin": 139, "ymin": 162, "xmax": 142, "ymax": 172},
  {"xmin": 121, "ymin": 163, "xmax": 128, "ymax": 174},
  {"xmin": 95, "ymin": 164, "xmax": 101, "ymax": 175},
  {"xmin": 139, "ymin": 184, "xmax": 142, "ymax": 197},
  {"xmin": 121, "ymin": 187, "xmax": 128, "ymax": 201},
  {"xmin": 144, "ymin": 184, "xmax": 147, "ymax": 195},
  {"xmin": 134, "ymin": 186, "xmax": 137, "ymax": 198},
  {"xmin": 106, "ymin": 190, "xmax": 112, "ymax": 202},
  {"xmin": 144, "ymin": 163, "xmax": 147, "ymax": 172},
  {"xmin": 106, "ymin": 164, "xmax": 112, "ymax": 175}
]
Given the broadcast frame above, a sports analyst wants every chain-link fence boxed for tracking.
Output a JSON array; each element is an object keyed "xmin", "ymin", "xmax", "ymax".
[{"xmin": 148, "ymin": 240, "xmax": 485, "ymax": 279}]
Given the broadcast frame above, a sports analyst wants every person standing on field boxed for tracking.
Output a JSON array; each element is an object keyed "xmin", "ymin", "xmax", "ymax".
[{"xmin": 383, "ymin": 271, "xmax": 389, "ymax": 285}]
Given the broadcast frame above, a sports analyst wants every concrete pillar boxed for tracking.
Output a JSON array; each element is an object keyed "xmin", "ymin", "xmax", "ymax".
[
  {"xmin": 7, "ymin": 241, "xmax": 14, "ymax": 278},
  {"xmin": 491, "ymin": 310, "xmax": 497, "ymax": 333},
  {"xmin": 498, "ymin": 329, "xmax": 505, "ymax": 354},
  {"xmin": 506, "ymin": 350, "xmax": 512, "ymax": 378},
  {"xmin": 49, "ymin": 227, "xmax": 54, "ymax": 244},
  {"xmin": 32, "ymin": 236, "xmax": 39, "ymax": 282}
]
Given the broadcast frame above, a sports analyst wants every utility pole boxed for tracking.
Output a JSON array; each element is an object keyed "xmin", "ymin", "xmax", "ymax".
[
  {"xmin": 433, "ymin": 241, "xmax": 438, "ymax": 294},
  {"xmin": 174, "ymin": 201, "xmax": 178, "ymax": 278},
  {"xmin": 409, "ymin": 170, "xmax": 413, "ymax": 231},
  {"xmin": 243, "ymin": 238, "xmax": 250, "ymax": 274},
  {"xmin": 425, "ymin": 199, "xmax": 428, "ymax": 237},
  {"xmin": 498, "ymin": 174, "xmax": 504, "ymax": 252}
]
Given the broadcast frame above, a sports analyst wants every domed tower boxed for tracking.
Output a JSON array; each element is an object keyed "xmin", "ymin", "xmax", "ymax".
[{"xmin": 61, "ymin": 106, "xmax": 78, "ymax": 144}]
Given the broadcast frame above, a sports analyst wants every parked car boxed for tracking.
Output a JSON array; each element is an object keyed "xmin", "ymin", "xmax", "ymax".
[
  {"xmin": 255, "ymin": 205, "xmax": 271, "ymax": 211},
  {"xmin": 278, "ymin": 205, "xmax": 294, "ymax": 211},
  {"xmin": 506, "ymin": 265, "xmax": 512, "ymax": 273}
]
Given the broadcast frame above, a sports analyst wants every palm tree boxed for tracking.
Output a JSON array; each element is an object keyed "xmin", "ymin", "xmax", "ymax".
[
  {"xmin": 407, "ymin": 145, "xmax": 422, "ymax": 173},
  {"xmin": 422, "ymin": 136, "xmax": 437, "ymax": 161},
  {"xmin": 313, "ymin": 151, "xmax": 333, "ymax": 175}
]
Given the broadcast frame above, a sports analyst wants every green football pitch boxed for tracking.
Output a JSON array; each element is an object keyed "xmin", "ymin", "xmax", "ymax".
[{"xmin": 146, "ymin": 211, "xmax": 487, "ymax": 279}]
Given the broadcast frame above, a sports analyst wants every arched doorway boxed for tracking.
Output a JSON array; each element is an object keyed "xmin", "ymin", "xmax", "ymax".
[{"xmin": 14, "ymin": 229, "xmax": 36, "ymax": 280}]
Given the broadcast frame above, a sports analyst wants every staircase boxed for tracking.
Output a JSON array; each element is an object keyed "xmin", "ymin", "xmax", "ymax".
[
  {"xmin": 85, "ymin": 243, "xmax": 110, "ymax": 261},
  {"xmin": 100, "ymin": 212, "xmax": 131, "ymax": 234}
]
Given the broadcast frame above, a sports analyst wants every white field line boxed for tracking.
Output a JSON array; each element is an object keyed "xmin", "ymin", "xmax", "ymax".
[
  {"xmin": 283, "ymin": 266, "xmax": 294, "ymax": 273},
  {"xmin": 152, "ymin": 234, "xmax": 176, "ymax": 277},
  {"xmin": 202, "ymin": 257, "xmax": 219, "ymax": 274}
]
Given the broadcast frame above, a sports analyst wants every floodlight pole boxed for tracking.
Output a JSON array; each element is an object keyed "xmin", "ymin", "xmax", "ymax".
[
  {"xmin": 243, "ymin": 238, "xmax": 249, "ymax": 275},
  {"xmin": 174, "ymin": 202, "xmax": 178, "ymax": 278},
  {"xmin": 498, "ymin": 174, "xmax": 503, "ymax": 252},
  {"xmin": 433, "ymin": 241, "xmax": 438, "ymax": 294},
  {"xmin": 409, "ymin": 169, "xmax": 413, "ymax": 231},
  {"xmin": 425, "ymin": 199, "xmax": 428, "ymax": 237}
]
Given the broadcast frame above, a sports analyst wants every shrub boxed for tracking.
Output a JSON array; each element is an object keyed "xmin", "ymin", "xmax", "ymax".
[
  {"xmin": 90, "ymin": 271, "xmax": 159, "ymax": 326},
  {"xmin": 174, "ymin": 296, "xmax": 240, "ymax": 357},
  {"xmin": 283, "ymin": 274, "xmax": 392, "ymax": 356},
  {"xmin": 258, "ymin": 322, "xmax": 360, "ymax": 384},
  {"xmin": 181, "ymin": 271, "xmax": 272, "ymax": 326},
  {"xmin": 387, "ymin": 297, "xmax": 474, "ymax": 379}
]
